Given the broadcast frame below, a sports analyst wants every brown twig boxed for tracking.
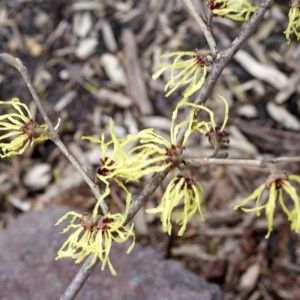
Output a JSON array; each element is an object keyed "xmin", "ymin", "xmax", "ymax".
[
  {"xmin": 184, "ymin": 156, "xmax": 300, "ymax": 168},
  {"xmin": 125, "ymin": 168, "xmax": 171, "ymax": 224},
  {"xmin": 0, "ymin": 53, "xmax": 109, "ymax": 215},
  {"xmin": 194, "ymin": 0, "xmax": 274, "ymax": 107},
  {"xmin": 182, "ymin": 0, "xmax": 218, "ymax": 56},
  {"xmin": 59, "ymin": 255, "xmax": 98, "ymax": 300}
]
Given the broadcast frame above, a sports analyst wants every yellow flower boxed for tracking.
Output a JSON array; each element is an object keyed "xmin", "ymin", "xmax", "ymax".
[
  {"xmin": 188, "ymin": 96, "xmax": 230, "ymax": 154},
  {"xmin": 207, "ymin": 0, "xmax": 257, "ymax": 21},
  {"xmin": 0, "ymin": 98, "xmax": 57, "ymax": 158},
  {"xmin": 82, "ymin": 114, "xmax": 201, "ymax": 212},
  {"xmin": 133, "ymin": 102, "xmax": 199, "ymax": 172},
  {"xmin": 83, "ymin": 120, "xmax": 160, "ymax": 212},
  {"xmin": 83, "ymin": 119, "xmax": 168, "ymax": 184},
  {"xmin": 134, "ymin": 97, "xmax": 228, "ymax": 169},
  {"xmin": 284, "ymin": 2, "xmax": 300, "ymax": 44},
  {"xmin": 147, "ymin": 175, "xmax": 204, "ymax": 236},
  {"xmin": 152, "ymin": 51, "xmax": 209, "ymax": 98},
  {"xmin": 55, "ymin": 211, "xmax": 135, "ymax": 276},
  {"xmin": 188, "ymin": 95, "xmax": 229, "ymax": 133},
  {"xmin": 234, "ymin": 172, "xmax": 300, "ymax": 238}
]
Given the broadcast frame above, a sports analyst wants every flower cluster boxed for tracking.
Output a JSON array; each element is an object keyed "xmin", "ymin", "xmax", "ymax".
[
  {"xmin": 56, "ymin": 105, "xmax": 210, "ymax": 271},
  {"xmin": 0, "ymin": 98, "xmax": 136, "ymax": 275},
  {"xmin": 133, "ymin": 106, "xmax": 196, "ymax": 168},
  {"xmin": 142, "ymin": 98, "xmax": 229, "ymax": 235},
  {"xmin": 234, "ymin": 172, "xmax": 300, "ymax": 238},
  {"xmin": 0, "ymin": 97, "xmax": 59, "ymax": 158},
  {"xmin": 152, "ymin": 51, "xmax": 209, "ymax": 99},
  {"xmin": 82, "ymin": 120, "xmax": 148, "ymax": 212},
  {"xmin": 285, "ymin": 1, "xmax": 300, "ymax": 44},
  {"xmin": 207, "ymin": 0, "xmax": 257, "ymax": 21},
  {"xmin": 57, "ymin": 122, "xmax": 142, "ymax": 273},
  {"xmin": 84, "ymin": 100, "xmax": 219, "ymax": 192},
  {"xmin": 147, "ymin": 175, "xmax": 204, "ymax": 236},
  {"xmin": 82, "ymin": 119, "xmax": 158, "ymax": 184},
  {"xmin": 55, "ymin": 211, "xmax": 135, "ymax": 275},
  {"xmin": 82, "ymin": 116, "xmax": 196, "ymax": 213}
]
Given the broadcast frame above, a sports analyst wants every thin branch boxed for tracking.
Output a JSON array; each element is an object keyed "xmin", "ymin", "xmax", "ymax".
[
  {"xmin": 184, "ymin": 156, "xmax": 300, "ymax": 168},
  {"xmin": 0, "ymin": 53, "xmax": 56, "ymax": 132},
  {"xmin": 182, "ymin": 0, "xmax": 218, "ymax": 56},
  {"xmin": 194, "ymin": 0, "xmax": 274, "ymax": 106},
  {"xmin": 59, "ymin": 255, "xmax": 98, "ymax": 300},
  {"xmin": 220, "ymin": 0, "xmax": 274, "ymax": 61},
  {"xmin": 177, "ymin": 0, "xmax": 274, "ymax": 144},
  {"xmin": 0, "ymin": 53, "xmax": 109, "ymax": 215},
  {"xmin": 125, "ymin": 168, "xmax": 170, "ymax": 224}
]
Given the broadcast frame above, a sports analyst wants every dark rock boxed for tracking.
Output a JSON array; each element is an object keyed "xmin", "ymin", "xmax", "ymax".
[{"xmin": 0, "ymin": 207, "xmax": 223, "ymax": 300}]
